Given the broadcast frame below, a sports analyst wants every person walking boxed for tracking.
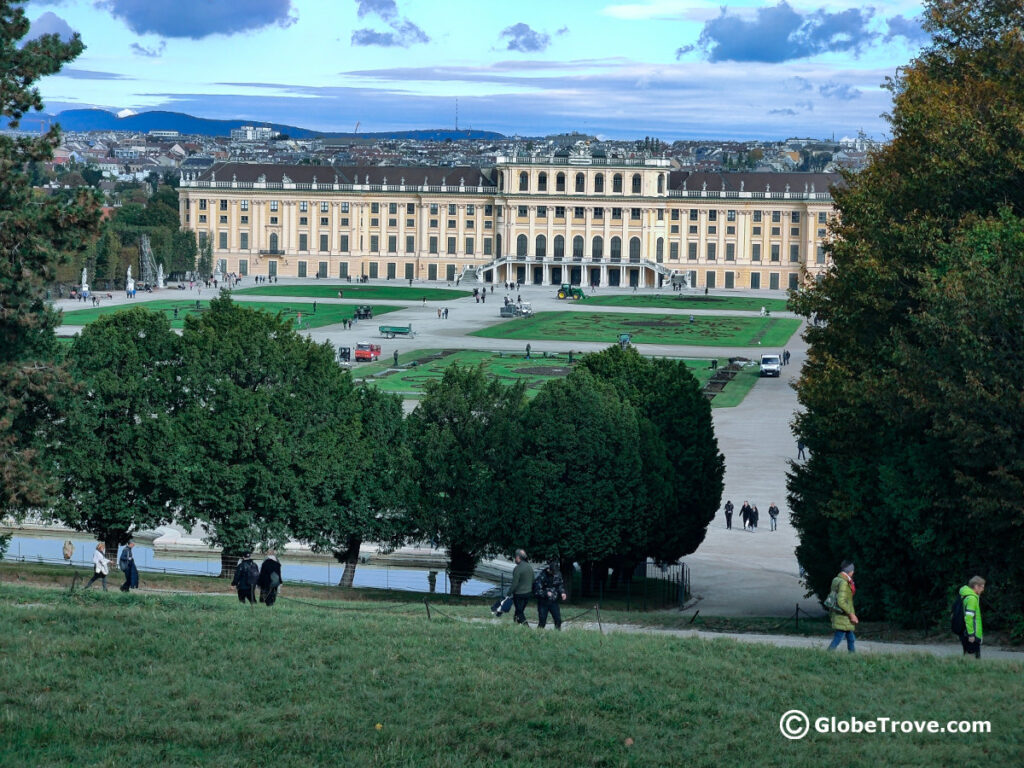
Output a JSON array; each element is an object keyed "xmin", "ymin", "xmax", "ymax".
[
  {"xmin": 723, "ymin": 500, "xmax": 734, "ymax": 530},
  {"xmin": 508, "ymin": 549, "xmax": 534, "ymax": 626},
  {"xmin": 118, "ymin": 540, "xmax": 139, "ymax": 592},
  {"xmin": 957, "ymin": 576, "xmax": 986, "ymax": 659},
  {"xmin": 768, "ymin": 503, "xmax": 779, "ymax": 532},
  {"xmin": 797, "ymin": 439, "xmax": 806, "ymax": 460},
  {"xmin": 740, "ymin": 501, "xmax": 752, "ymax": 531},
  {"xmin": 257, "ymin": 550, "xmax": 283, "ymax": 607},
  {"xmin": 827, "ymin": 561, "xmax": 858, "ymax": 652},
  {"xmin": 84, "ymin": 543, "xmax": 109, "ymax": 591},
  {"xmin": 231, "ymin": 553, "xmax": 260, "ymax": 604},
  {"xmin": 535, "ymin": 561, "xmax": 567, "ymax": 631},
  {"xmin": 750, "ymin": 505, "xmax": 759, "ymax": 532}
]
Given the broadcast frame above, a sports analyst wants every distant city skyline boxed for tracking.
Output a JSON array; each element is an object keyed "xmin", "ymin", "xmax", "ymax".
[{"xmin": 25, "ymin": 0, "xmax": 928, "ymax": 141}]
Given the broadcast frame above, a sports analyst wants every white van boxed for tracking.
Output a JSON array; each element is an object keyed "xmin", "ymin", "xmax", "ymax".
[{"xmin": 760, "ymin": 354, "xmax": 782, "ymax": 377}]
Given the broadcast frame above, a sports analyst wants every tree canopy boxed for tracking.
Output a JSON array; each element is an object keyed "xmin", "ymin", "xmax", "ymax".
[{"xmin": 789, "ymin": 0, "xmax": 1024, "ymax": 628}]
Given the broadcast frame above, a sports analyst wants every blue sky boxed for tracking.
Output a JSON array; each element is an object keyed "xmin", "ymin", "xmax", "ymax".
[{"xmin": 25, "ymin": 0, "xmax": 929, "ymax": 140}]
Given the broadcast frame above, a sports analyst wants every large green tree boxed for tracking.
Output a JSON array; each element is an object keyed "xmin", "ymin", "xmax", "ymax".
[
  {"xmin": 0, "ymin": 2, "xmax": 101, "ymax": 512},
  {"xmin": 579, "ymin": 346, "xmax": 725, "ymax": 565},
  {"xmin": 49, "ymin": 309, "xmax": 180, "ymax": 553},
  {"xmin": 174, "ymin": 295, "xmax": 351, "ymax": 574},
  {"xmin": 509, "ymin": 368, "xmax": 643, "ymax": 597},
  {"xmin": 789, "ymin": 0, "xmax": 1024, "ymax": 628},
  {"xmin": 291, "ymin": 385, "xmax": 411, "ymax": 587},
  {"xmin": 406, "ymin": 366, "xmax": 525, "ymax": 594}
]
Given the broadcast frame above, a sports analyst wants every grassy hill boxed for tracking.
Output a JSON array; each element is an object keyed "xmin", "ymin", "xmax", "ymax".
[{"xmin": 1, "ymin": 584, "xmax": 1019, "ymax": 767}]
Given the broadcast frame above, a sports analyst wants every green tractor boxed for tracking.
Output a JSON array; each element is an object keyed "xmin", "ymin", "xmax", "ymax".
[{"xmin": 556, "ymin": 283, "xmax": 585, "ymax": 300}]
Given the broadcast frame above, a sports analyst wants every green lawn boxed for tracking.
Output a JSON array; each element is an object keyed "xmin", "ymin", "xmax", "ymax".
[
  {"xmin": 355, "ymin": 349, "xmax": 761, "ymax": 407},
  {"xmin": 0, "ymin": 584, "xmax": 1019, "ymax": 768},
  {"xmin": 233, "ymin": 284, "xmax": 472, "ymax": 301},
  {"xmin": 60, "ymin": 300, "xmax": 403, "ymax": 330},
  {"xmin": 471, "ymin": 311, "xmax": 801, "ymax": 347},
  {"xmin": 584, "ymin": 293, "xmax": 791, "ymax": 312}
]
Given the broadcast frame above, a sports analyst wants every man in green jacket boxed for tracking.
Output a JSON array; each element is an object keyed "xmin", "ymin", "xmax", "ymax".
[
  {"xmin": 959, "ymin": 576, "xmax": 986, "ymax": 659},
  {"xmin": 827, "ymin": 561, "xmax": 859, "ymax": 652},
  {"xmin": 509, "ymin": 549, "xmax": 534, "ymax": 626}
]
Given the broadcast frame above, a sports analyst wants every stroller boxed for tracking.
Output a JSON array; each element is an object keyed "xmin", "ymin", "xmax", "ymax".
[{"xmin": 490, "ymin": 595, "xmax": 514, "ymax": 618}]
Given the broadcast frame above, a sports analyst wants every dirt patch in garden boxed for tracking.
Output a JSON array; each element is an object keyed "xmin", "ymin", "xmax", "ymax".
[
  {"xmin": 621, "ymin": 320, "xmax": 686, "ymax": 328},
  {"xmin": 513, "ymin": 366, "xmax": 574, "ymax": 377}
]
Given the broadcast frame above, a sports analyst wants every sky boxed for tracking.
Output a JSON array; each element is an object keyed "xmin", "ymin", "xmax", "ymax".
[{"xmin": 23, "ymin": 0, "xmax": 929, "ymax": 141}]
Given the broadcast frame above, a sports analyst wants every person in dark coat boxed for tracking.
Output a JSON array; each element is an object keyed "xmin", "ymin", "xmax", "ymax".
[
  {"xmin": 740, "ymin": 501, "xmax": 752, "ymax": 530},
  {"xmin": 768, "ymin": 503, "xmax": 780, "ymax": 531},
  {"xmin": 231, "ymin": 553, "xmax": 259, "ymax": 604},
  {"xmin": 723, "ymin": 500, "xmax": 734, "ymax": 530},
  {"xmin": 536, "ymin": 561, "xmax": 567, "ymax": 631},
  {"xmin": 508, "ymin": 549, "xmax": 534, "ymax": 625},
  {"xmin": 750, "ymin": 505, "xmax": 760, "ymax": 532},
  {"xmin": 257, "ymin": 550, "xmax": 283, "ymax": 607},
  {"xmin": 119, "ymin": 540, "xmax": 139, "ymax": 592}
]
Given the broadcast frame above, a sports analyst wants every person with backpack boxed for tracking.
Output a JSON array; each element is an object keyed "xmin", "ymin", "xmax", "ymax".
[
  {"xmin": 118, "ymin": 540, "xmax": 139, "ymax": 592},
  {"xmin": 826, "ymin": 561, "xmax": 858, "ymax": 652},
  {"xmin": 534, "ymin": 561, "xmax": 567, "ymax": 631},
  {"xmin": 954, "ymin": 576, "xmax": 986, "ymax": 659},
  {"xmin": 231, "ymin": 553, "xmax": 260, "ymax": 604},
  {"xmin": 508, "ymin": 549, "xmax": 534, "ymax": 626},
  {"xmin": 84, "ymin": 542, "xmax": 110, "ymax": 591},
  {"xmin": 257, "ymin": 550, "xmax": 283, "ymax": 607}
]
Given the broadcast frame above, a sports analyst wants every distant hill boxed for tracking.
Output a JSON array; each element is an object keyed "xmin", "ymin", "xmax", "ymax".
[{"xmin": 6, "ymin": 108, "xmax": 505, "ymax": 141}]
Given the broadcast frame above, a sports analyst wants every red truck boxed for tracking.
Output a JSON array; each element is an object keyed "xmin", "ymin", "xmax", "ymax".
[{"xmin": 354, "ymin": 342, "xmax": 381, "ymax": 362}]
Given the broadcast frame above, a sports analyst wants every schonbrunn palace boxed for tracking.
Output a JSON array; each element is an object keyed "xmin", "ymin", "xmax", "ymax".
[{"xmin": 178, "ymin": 146, "xmax": 839, "ymax": 289}]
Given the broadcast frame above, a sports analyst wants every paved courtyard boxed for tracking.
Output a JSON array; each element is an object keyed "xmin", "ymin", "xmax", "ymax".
[{"xmin": 57, "ymin": 277, "xmax": 818, "ymax": 616}]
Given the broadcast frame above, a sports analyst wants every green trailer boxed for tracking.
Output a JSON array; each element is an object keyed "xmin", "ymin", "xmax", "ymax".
[{"xmin": 379, "ymin": 323, "xmax": 415, "ymax": 339}]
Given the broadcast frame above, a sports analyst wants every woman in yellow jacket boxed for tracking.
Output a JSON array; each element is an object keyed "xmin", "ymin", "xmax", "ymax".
[{"xmin": 827, "ymin": 561, "xmax": 859, "ymax": 652}]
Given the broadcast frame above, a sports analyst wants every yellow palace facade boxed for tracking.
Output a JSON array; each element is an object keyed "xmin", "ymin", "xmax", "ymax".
[{"xmin": 178, "ymin": 150, "xmax": 839, "ymax": 290}]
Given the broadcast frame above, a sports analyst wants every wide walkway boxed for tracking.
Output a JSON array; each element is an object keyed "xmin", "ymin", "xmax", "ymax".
[{"xmin": 55, "ymin": 278, "xmax": 815, "ymax": 617}]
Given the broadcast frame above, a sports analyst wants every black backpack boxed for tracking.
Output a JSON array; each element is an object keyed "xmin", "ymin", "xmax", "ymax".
[{"xmin": 950, "ymin": 593, "xmax": 966, "ymax": 636}]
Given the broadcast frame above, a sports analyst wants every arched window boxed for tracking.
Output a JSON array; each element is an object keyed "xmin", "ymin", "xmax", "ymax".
[
  {"xmin": 538, "ymin": 172, "xmax": 548, "ymax": 192},
  {"xmin": 519, "ymin": 172, "xmax": 529, "ymax": 192},
  {"xmin": 656, "ymin": 237, "xmax": 664, "ymax": 262},
  {"xmin": 612, "ymin": 174, "xmax": 623, "ymax": 193},
  {"xmin": 536, "ymin": 234, "xmax": 547, "ymax": 258},
  {"xmin": 516, "ymin": 234, "xmax": 528, "ymax": 257},
  {"xmin": 594, "ymin": 174, "xmax": 605, "ymax": 193},
  {"xmin": 573, "ymin": 236, "xmax": 584, "ymax": 259},
  {"xmin": 269, "ymin": 232, "xmax": 279, "ymax": 252},
  {"xmin": 632, "ymin": 174, "xmax": 642, "ymax": 194},
  {"xmin": 657, "ymin": 174, "xmax": 665, "ymax": 194},
  {"xmin": 629, "ymin": 237, "xmax": 641, "ymax": 262},
  {"xmin": 554, "ymin": 235, "xmax": 565, "ymax": 260},
  {"xmin": 575, "ymin": 173, "xmax": 585, "ymax": 193},
  {"xmin": 556, "ymin": 172, "xmax": 566, "ymax": 192},
  {"xmin": 611, "ymin": 236, "xmax": 621, "ymax": 261},
  {"xmin": 592, "ymin": 236, "xmax": 604, "ymax": 259}
]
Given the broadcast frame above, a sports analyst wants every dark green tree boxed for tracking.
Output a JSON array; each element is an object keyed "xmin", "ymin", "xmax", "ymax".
[
  {"xmin": 49, "ymin": 308, "xmax": 180, "ymax": 553},
  {"xmin": 0, "ymin": 1, "xmax": 101, "ymax": 512},
  {"xmin": 168, "ymin": 228, "xmax": 198, "ymax": 277},
  {"xmin": 579, "ymin": 346, "xmax": 725, "ymax": 565},
  {"xmin": 291, "ymin": 384, "xmax": 411, "ymax": 587},
  {"xmin": 197, "ymin": 237, "xmax": 213, "ymax": 279},
  {"xmin": 174, "ymin": 295, "xmax": 349, "ymax": 575},
  {"xmin": 789, "ymin": 0, "xmax": 1024, "ymax": 628},
  {"xmin": 510, "ymin": 368, "xmax": 643, "ymax": 597},
  {"xmin": 406, "ymin": 366, "xmax": 525, "ymax": 594}
]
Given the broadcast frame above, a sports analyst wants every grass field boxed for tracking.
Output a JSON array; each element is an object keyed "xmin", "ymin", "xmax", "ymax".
[
  {"xmin": 60, "ymin": 300, "xmax": 403, "ymax": 330},
  {"xmin": 233, "ymin": 284, "xmax": 472, "ymax": 301},
  {"xmin": 0, "ymin": 584, "xmax": 1019, "ymax": 768},
  {"xmin": 355, "ymin": 349, "xmax": 761, "ymax": 407},
  {"xmin": 583, "ymin": 294, "xmax": 791, "ymax": 313},
  {"xmin": 470, "ymin": 311, "xmax": 801, "ymax": 348}
]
